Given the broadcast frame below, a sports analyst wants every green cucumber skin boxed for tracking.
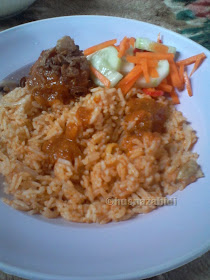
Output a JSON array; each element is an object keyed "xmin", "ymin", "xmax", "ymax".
[{"xmin": 135, "ymin": 37, "xmax": 176, "ymax": 54}]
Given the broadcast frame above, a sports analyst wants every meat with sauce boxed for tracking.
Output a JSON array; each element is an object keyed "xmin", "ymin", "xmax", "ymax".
[
  {"xmin": 26, "ymin": 36, "xmax": 90, "ymax": 107},
  {"xmin": 42, "ymin": 106, "xmax": 93, "ymax": 170},
  {"xmin": 121, "ymin": 98, "xmax": 169, "ymax": 152}
]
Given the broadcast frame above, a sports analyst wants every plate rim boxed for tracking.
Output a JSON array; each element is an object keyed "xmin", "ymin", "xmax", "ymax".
[
  {"xmin": 0, "ymin": 14, "xmax": 209, "ymax": 280},
  {"xmin": 0, "ymin": 242, "xmax": 209, "ymax": 280}
]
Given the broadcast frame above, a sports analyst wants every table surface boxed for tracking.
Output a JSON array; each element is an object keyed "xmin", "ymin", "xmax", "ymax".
[{"xmin": 0, "ymin": 0, "xmax": 209, "ymax": 279}]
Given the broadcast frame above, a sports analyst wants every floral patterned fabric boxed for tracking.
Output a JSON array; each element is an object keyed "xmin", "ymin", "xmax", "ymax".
[
  {"xmin": 164, "ymin": 0, "xmax": 210, "ymax": 49},
  {"xmin": 0, "ymin": 0, "xmax": 209, "ymax": 49}
]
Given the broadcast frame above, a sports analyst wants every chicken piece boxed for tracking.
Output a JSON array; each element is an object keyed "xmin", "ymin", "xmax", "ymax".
[{"xmin": 26, "ymin": 36, "xmax": 90, "ymax": 107}]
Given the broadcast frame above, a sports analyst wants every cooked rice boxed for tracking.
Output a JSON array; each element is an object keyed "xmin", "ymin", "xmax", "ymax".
[{"xmin": 0, "ymin": 86, "xmax": 203, "ymax": 223}]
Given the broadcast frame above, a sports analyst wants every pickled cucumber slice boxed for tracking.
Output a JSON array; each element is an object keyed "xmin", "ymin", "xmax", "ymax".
[
  {"xmin": 87, "ymin": 46, "xmax": 123, "ymax": 87},
  {"xmin": 136, "ymin": 60, "xmax": 170, "ymax": 88},
  {"xmin": 135, "ymin": 38, "xmax": 176, "ymax": 54}
]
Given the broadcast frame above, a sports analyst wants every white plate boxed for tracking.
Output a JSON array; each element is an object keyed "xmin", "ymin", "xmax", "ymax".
[{"xmin": 0, "ymin": 16, "xmax": 209, "ymax": 280}]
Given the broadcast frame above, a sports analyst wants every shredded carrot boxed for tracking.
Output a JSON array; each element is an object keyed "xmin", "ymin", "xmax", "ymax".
[
  {"xmin": 118, "ymin": 37, "xmax": 130, "ymax": 58},
  {"xmin": 184, "ymin": 71, "xmax": 193, "ymax": 97},
  {"xmin": 190, "ymin": 56, "xmax": 205, "ymax": 77},
  {"xmin": 157, "ymin": 33, "xmax": 162, "ymax": 44},
  {"xmin": 170, "ymin": 61, "xmax": 184, "ymax": 90},
  {"xmin": 90, "ymin": 66, "xmax": 110, "ymax": 88},
  {"xmin": 170, "ymin": 90, "xmax": 180, "ymax": 104},
  {"xmin": 157, "ymin": 83, "xmax": 173, "ymax": 93},
  {"xmin": 161, "ymin": 78, "xmax": 168, "ymax": 84},
  {"xmin": 148, "ymin": 60, "xmax": 158, "ymax": 68},
  {"xmin": 166, "ymin": 76, "xmax": 172, "ymax": 85},
  {"xmin": 84, "ymin": 39, "xmax": 117, "ymax": 56},
  {"xmin": 126, "ymin": 56, "xmax": 158, "ymax": 67},
  {"xmin": 121, "ymin": 79, "xmax": 137, "ymax": 94},
  {"xmin": 136, "ymin": 52, "xmax": 174, "ymax": 61},
  {"xmin": 178, "ymin": 64, "xmax": 185, "ymax": 84},
  {"xmin": 176, "ymin": 53, "xmax": 206, "ymax": 66},
  {"xmin": 129, "ymin": 37, "xmax": 136, "ymax": 48},
  {"xmin": 141, "ymin": 59, "xmax": 150, "ymax": 83},
  {"xmin": 150, "ymin": 42, "xmax": 169, "ymax": 54},
  {"xmin": 126, "ymin": 55, "xmax": 138, "ymax": 64},
  {"xmin": 117, "ymin": 65, "xmax": 142, "ymax": 87},
  {"xmin": 117, "ymin": 65, "xmax": 142, "ymax": 94},
  {"xmin": 149, "ymin": 68, "xmax": 159, "ymax": 78},
  {"xmin": 113, "ymin": 45, "xmax": 120, "ymax": 52}
]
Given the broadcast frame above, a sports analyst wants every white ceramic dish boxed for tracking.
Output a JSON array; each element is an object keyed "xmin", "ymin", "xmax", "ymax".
[
  {"xmin": 0, "ymin": 16, "xmax": 209, "ymax": 280},
  {"xmin": 0, "ymin": 0, "xmax": 36, "ymax": 18}
]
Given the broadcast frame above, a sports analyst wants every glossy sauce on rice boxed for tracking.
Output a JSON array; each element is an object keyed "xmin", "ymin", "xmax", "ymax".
[{"xmin": 0, "ymin": 85, "xmax": 203, "ymax": 223}]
